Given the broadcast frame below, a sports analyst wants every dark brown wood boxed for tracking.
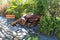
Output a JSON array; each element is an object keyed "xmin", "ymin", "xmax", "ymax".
[
  {"xmin": 11, "ymin": 18, "xmax": 21, "ymax": 26},
  {"xmin": 11, "ymin": 14, "xmax": 44, "ymax": 27}
]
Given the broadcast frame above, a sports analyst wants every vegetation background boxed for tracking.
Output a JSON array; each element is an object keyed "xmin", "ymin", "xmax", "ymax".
[{"xmin": 0, "ymin": 0, "xmax": 60, "ymax": 40}]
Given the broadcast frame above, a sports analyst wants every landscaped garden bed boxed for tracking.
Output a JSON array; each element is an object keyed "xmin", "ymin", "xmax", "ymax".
[{"xmin": 0, "ymin": 0, "xmax": 60, "ymax": 40}]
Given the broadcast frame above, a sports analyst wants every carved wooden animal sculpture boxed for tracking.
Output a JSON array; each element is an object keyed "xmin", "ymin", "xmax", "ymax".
[{"xmin": 11, "ymin": 14, "xmax": 44, "ymax": 27}]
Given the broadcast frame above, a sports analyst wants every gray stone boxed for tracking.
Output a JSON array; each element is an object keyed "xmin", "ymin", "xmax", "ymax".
[{"xmin": 0, "ymin": 17, "xmax": 29, "ymax": 40}]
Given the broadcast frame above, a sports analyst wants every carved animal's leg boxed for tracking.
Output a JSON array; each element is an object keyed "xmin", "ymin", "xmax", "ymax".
[
  {"xmin": 20, "ymin": 19, "xmax": 27, "ymax": 27},
  {"xmin": 30, "ymin": 21, "xmax": 38, "ymax": 27},
  {"xmin": 11, "ymin": 18, "xmax": 20, "ymax": 26},
  {"xmin": 27, "ymin": 23, "xmax": 32, "ymax": 26},
  {"xmin": 30, "ymin": 22, "xmax": 35, "ymax": 27}
]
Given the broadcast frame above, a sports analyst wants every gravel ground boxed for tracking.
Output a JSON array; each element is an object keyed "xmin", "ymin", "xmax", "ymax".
[{"xmin": 0, "ymin": 16, "xmax": 58, "ymax": 40}]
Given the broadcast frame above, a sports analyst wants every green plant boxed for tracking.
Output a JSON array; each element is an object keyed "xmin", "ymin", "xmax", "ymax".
[
  {"xmin": 38, "ymin": 0, "xmax": 60, "ymax": 37},
  {"xmin": 6, "ymin": 0, "xmax": 27, "ymax": 18},
  {"xmin": 55, "ymin": 17, "xmax": 60, "ymax": 40},
  {"xmin": 6, "ymin": 0, "xmax": 45, "ymax": 18},
  {"xmin": 39, "ymin": 13, "xmax": 55, "ymax": 35},
  {"xmin": 28, "ymin": 34, "xmax": 40, "ymax": 40}
]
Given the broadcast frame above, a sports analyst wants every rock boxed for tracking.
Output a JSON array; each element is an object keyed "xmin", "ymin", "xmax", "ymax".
[
  {"xmin": 0, "ymin": 38, "xmax": 3, "ymax": 40},
  {"xmin": 12, "ymin": 31, "xmax": 17, "ymax": 36},
  {"xmin": 0, "ymin": 31, "xmax": 5, "ymax": 38},
  {"xmin": 0, "ymin": 16, "xmax": 29, "ymax": 40}
]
